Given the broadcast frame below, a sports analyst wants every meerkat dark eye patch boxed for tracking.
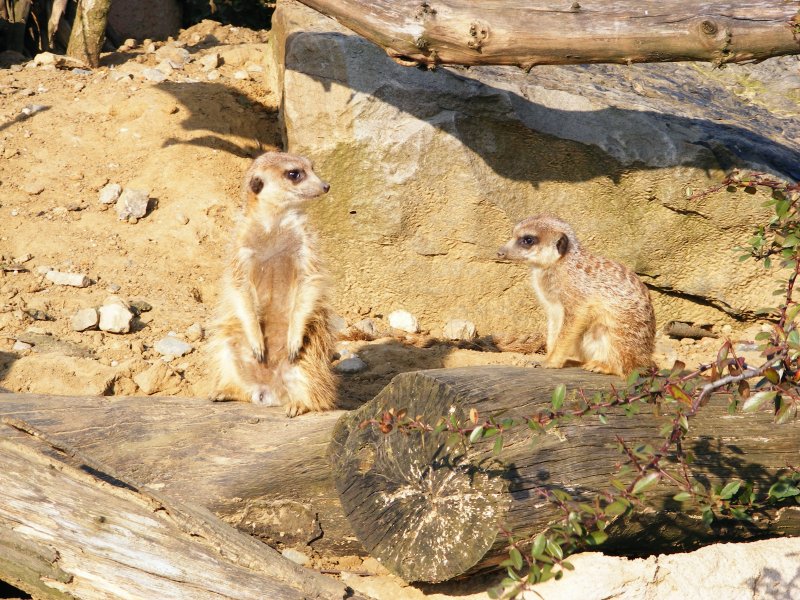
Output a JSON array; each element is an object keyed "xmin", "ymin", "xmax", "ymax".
[
  {"xmin": 285, "ymin": 169, "xmax": 305, "ymax": 182},
  {"xmin": 519, "ymin": 235, "xmax": 538, "ymax": 247},
  {"xmin": 249, "ymin": 176, "xmax": 264, "ymax": 194},
  {"xmin": 556, "ymin": 234, "xmax": 569, "ymax": 256}
]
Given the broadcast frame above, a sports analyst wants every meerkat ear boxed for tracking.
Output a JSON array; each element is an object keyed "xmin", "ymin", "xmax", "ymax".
[
  {"xmin": 249, "ymin": 176, "xmax": 264, "ymax": 195},
  {"xmin": 556, "ymin": 234, "xmax": 569, "ymax": 256}
]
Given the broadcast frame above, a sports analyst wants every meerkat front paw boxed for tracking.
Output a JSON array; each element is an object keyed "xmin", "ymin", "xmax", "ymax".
[
  {"xmin": 543, "ymin": 356, "xmax": 567, "ymax": 369},
  {"xmin": 285, "ymin": 401, "xmax": 309, "ymax": 418},
  {"xmin": 286, "ymin": 334, "xmax": 303, "ymax": 363},
  {"xmin": 251, "ymin": 342, "xmax": 266, "ymax": 363}
]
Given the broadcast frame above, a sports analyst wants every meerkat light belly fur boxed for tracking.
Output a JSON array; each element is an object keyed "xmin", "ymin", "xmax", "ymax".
[
  {"xmin": 498, "ymin": 214, "xmax": 655, "ymax": 377},
  {"xmin": 208, "ymin": 151, "xmax": 337, "ymax": 417}
]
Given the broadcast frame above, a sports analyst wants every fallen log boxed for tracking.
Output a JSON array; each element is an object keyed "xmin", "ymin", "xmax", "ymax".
[
  {"xmin": 292, "ymin": 0, "xmax": 800, "ymax": 68},
  {"xmin": 0, "ymin": 395, "xmax": 360, "ymax": 555},
  {"xmin": 329, "ymin": 366, "xmax": 800, "ymax": 583},
  {"xmin": 2, "ymin": 366, "xmax": 799, "ymax": 587},
  {"xmin": 0, "ymin": 418, "xmax": 367, "ymax": 600}
]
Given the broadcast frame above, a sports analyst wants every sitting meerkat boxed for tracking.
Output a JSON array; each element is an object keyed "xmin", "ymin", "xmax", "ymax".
[
  {"xmin": 497, "ymin": 215, "xmax": 655, "ymax": 377},
  {"xmin": 208, "ymin": 151, "xmax": 337, "ymax": 417}
]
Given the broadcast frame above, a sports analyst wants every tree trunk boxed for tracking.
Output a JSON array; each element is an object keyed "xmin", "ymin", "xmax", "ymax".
[
  {"xmin": 0, "ymin": 395, "xmax": 362, "ymax": 556},
  {"xmin": 291, "ymin": 0, "xmax": 800, "ymax": 68},
  {"xmin": 330, "ymin": 366, "xmax": 800, "ymax": 583},
  {"xmin": 0, "ymin": 418, "xmax": 368, "ymax": 600},
  {"xmin": 66, "ymin": 0, "xmax": 111, "ymax": 67}
]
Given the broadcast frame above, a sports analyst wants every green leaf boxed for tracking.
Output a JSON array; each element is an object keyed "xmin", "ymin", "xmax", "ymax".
[
  {"xmin": 546, "ymin": 540, "xmax": 563, "ymax": 560},
  {"xmin": 605, "ymin": 500, "xmax": 629, "ymax": 517},
  {"xmin": 789, "ymin": 330, "xmax": 800, "ymax": 349},
  {"xmin": 768, "ymin": 481, "xmax": 800, "ymax": 499},
  {"xmin": 598, "ymin": 413, "xmax": 608, "ymax": 425},
  {"xmin": 493, "ymin": 435, "xmax": 504, "ymax": 455},
  {"xmin": 731, "ymin": 508, "xmax": 753, "ymax": 522},
  {"xmin": 719, "ymin": 480, "xmax": 742, "ymax": 500},
  {"xmin": 587, "ymin": 530, "xmax": 608, "ymax": 545},
  {"xmin": 701, "ymin": 506, "xmax": 714, "ymax": 527},
  {"xmin": 469, "ymin": 426, "xmax": 484, "ymax": 443},
  {"xmin": 788, "ymin": 305, "xmax": 800, "ymax": 324},
  {"xmin": 509, "ymin": 547, "xmax": 523, "ymax": 571},
  {"xmin": 632, "ymin": 472, "xmax": 660, "ymax": 495},
  {"xmin": 487, "ymin": 586, "xmax": 502, "ymax": 599},
  {"xmin": 741, "ymin": 391, "xmax": 776, "ymax": 413},
  {"xmin": 673, "ymin": 491, "xmax": 692, "ymax": 502},
  {"xmin": 775, "ymin": 401, "xmax": 796, "ymax": 425},
  {"xmin": 551, "ymin": 384, "xmax": 567, "ymax": 411},
  {"xmin": 532, "ymin": 534, "xmax": 547, "ymax": 559}
]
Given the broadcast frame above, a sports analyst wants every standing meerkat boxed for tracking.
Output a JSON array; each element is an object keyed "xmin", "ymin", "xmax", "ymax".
[
  {"xmin": 497, "ymin": 215, "xmax": 655, "ymax": 377},
  {"xmin": 208, "ymin": 151, "xmax": 337, "ymax": 417}
]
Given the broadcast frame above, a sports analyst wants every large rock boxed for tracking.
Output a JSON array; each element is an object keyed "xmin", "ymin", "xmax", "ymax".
[
  {"xmin": 107, "ymin": 0, "xmax": 182, "ymax": 43},
  {"xmin": 270, "ymin": 1, "xmax": 800, "ymax": 337}
]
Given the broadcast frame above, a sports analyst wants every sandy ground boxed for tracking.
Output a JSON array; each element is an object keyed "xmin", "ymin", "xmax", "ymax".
[{"xmin": 0, "ymin": 19, "xmax": 776, "ymax": 600}]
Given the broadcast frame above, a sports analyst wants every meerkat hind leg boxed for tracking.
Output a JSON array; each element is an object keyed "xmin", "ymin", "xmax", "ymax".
[{"xmin": 579, "ymin": 322, "xmax": 621, "ymax": 375}]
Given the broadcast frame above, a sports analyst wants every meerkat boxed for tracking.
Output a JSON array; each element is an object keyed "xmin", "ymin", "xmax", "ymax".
[
  {"xmin": 208, "ymin": 151, "xmax": 337, "ymax": 417},
  {"xmin": 497, "ymin": 215, "xmax": 655, "ymax": 377}
]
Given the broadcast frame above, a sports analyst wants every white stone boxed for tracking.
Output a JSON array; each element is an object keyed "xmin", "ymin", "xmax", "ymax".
[
  {"xmin": 46, "ymin": 271, "xmax": 91, "ymax": 287},
  {"xmin": 99, "ymin": 304, "xmax": 134, "ymax": 334},
  {"xmin": 206, "ymin": 69, "xmax": 221, "ymax": 81},
  {"xmin": 388, "ymin": 310, "xmax": 419, "ymax": 333},
  {"xmin": 99, "ymin": 183, "xmax": 122, "ymax": 205},
  {"xmin": 71, "ymin": 308, "xmax": 99, "ymax": 332},
  {"xmin": 12, "ymin": 340, "xmax": 32, "ymax": 352},
  {"xmin": 155, "ymin": 61, "xmax": 175, "ymax": 76},
  {"xmin": 443, "ymin": 319, "xmax": 477, "ymax": 340},
  {"xmin": 352, "ymin": 318, "xmax": 377, "ymax": 337},
  {"xmin": 233, "ymin": 70, "xmax": 249, "ymax": 80},
  {"xmin": 142, "ymin": 68, "xmax": 167, "ymax": 82},
  {"xmin": 329, "ymin": 314, "xmax": 348, "ymax": 334},
  {"xmin": 198, "ymin": 53, "xmax": 219, "ymax": 71},
  {"xmin": 155, "ymin": 336, "xmax": 194, "ymax": 357},
  {"xmin": 185, "ymin": 322, "xmax": 204, "ymax": 342},
  {"xmin": 116, "ymin": 188, "xmax": 150, "ymax": 220},
  {"xmin": 335, "ymin": 356, "xmax": 367, "ymax": 374},
  {"xmin": 155, "ymin": 45, "xmax": 190, "ymax": 66}
]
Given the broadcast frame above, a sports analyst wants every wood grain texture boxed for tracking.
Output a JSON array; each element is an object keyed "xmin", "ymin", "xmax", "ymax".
[
  {"xmin": 0, "ymin": 421, "xmax": 366, "ymax": 600},
  {"xmin": 292, "ymin": 0, "xmax": 800, "ymax": 67},
  {"xmin": 330, "ymin": 366, "xmax": 800, "ymax": 583},
  {"xmin": 0, "ymin": 395, "xmax": 361, "ymax": 555}
]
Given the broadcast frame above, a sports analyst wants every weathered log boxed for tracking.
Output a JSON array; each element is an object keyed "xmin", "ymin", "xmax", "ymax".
[
  {"xmin": 0, "ymin": 395, "xmax": 362, "ymax": 556},
  {"xmin": 330, "ymin": 366, "xmax": 800, "ymax": 583},
  {"xmin": 0, "ymin": 419, "xmax": 367, "ymax": 600},
  {"xmin": 293, "ymin": 0, "xmax": 800, "ymax": 68}
]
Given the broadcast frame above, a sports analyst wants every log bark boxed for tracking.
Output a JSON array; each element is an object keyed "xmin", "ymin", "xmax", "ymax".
[
  {"xmin": 2, "ymin": 0, "xmax": 32, "ymax": 53},
  {"xmin": 329, "ymin": 366, "xmax": 800, "ymax": 583},
  {"xmin": 292, "ymin": 0, "xmax": 800, "ymax": 68},
  {"xmin": 66, "ymin": 0, "xmax": 111, "ymax": 67},
  {"xmin": 0, "ymin": 395, "xmax": 362, "ymax": 556},
  {"xmin": 0, "ymin": 418, "xmax": 368, "ymax": 600}
]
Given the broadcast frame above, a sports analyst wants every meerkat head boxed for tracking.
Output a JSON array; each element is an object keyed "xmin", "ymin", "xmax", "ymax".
[
  {"xmin": 244, "ymin": 152, "xmax": 330, "ymax": 214},
  {"xmin": 497, "ymin": 215, "xmax": 579, "ymax": 268}
]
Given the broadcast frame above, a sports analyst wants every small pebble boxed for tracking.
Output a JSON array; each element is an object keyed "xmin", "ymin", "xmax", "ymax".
[
  {"xmin": 142, "ymin": 68, "xmax": 167, "ymax": 82},
  {"xmin": 206, "ymin": 69, "xmax": 221, "ymax": 81},
  {"xmin": 46, "ymin": 270, "xmax": 91, "ymax": 288},
  {"xmin": 99, "ymin": 183, "xmax": 122, "ymax": 205},
  {"xmin": 71, "ymin": 307, "xmax": 100, "ymax": 332},
  {"xmin": 352, "ymin": 318, "xmax": 377, "ymax": 337},
  {"xmin": 12, "ymin": 340, "xmax": 33, "ymax": 352},
  {"xmin": 233, "ymin": 70, "xmax": 249, "ymax": 80},
  {"xmin": 198, "ymin": 53, "xmax": 219, "ymax": 70},
  {"xmin": 185, "ymin": 322, "xmax": 204, "ymax": 342},
  {"xmin": 107, "ymin": 283, "xmax": 121, "ymax": 293},
  {"xmin": 154, "ymin": 336, "xmax": 194, "ymax": 357},
  {"xmin": 21, "ymin": 181, "xmax": 45, "ymax": 195},
  {"xmin": 99, "ymin": 304, "xmax": 134, "ymax": 333},
  {"xmin": 680, "ymin": 337, "xmax": 695, "ymax": 346},
  {"xmin": 335, "ymin": 356, "xmax": 367, "ymax": 374},
  {"xmin": 388, "ymin": 310, "xmax": 419, "ymax": 334},
  {"xmin": 443, "ymin": 319, "xmax": 477, "ymax": 341},
  {"xmin": 116, "ymin": 188, "xmax": 150, "ymax": 221}
]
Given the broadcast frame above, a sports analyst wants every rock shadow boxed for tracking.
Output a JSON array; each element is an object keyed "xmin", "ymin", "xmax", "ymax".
[
  {"xmin": 285, "ymin": 32, "xmax": 800, "ymax": 183},
  {"xmin": 0, "ymin": 104, "xmax": 51, "ymax": 134},
  {"xmin": 153, "ymin": 80, "xmax": 281, "ymax": 158},
  {"xmin": 0, "ymin": 351, "xmax": 18, "ymax": 390},
  {"xmin": 335, "ymin": 336, "xmax": 537, "ymax": 410}
]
